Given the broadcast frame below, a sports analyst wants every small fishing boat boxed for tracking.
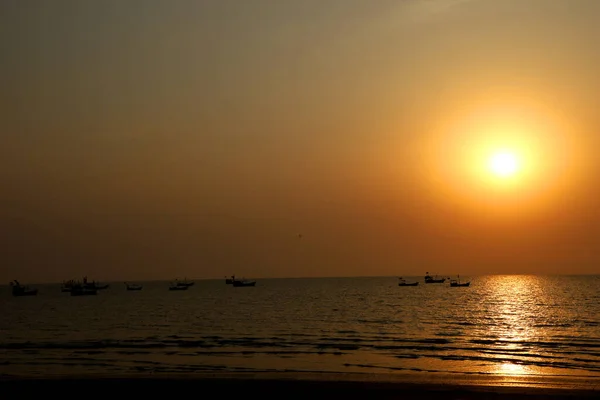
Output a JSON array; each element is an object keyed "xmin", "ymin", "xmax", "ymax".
[
  {"xmin": 10, "ymin": 280, "xmax": 38, "ymax": 296},
  {"xmin": 82, "ymin": 277, "xmax": 109, "ymax": 290},
  {"xmin": 424, "ymin": 272, "xmax": 446, "ymax": 284},
  {"xmin": 232, "ymin": 279, "xmax": 256, "ymax": 287},
  {"xmin": 86, "ymin": 282, "xmax": 109, "ymax": 290},
  {"xmin": 398, "ymin": 277, "xmax": 419, "ymax": 287},
  {"xmin": 124, "ymin": 282, "xmax": 143, "ymax": 291},
  {"xmin": 175, "ymin": 278, "xmax": 194, "ymax": 287},
  {"xmin": 61, "ymin": 277, "xmax": 109, "ymax": 292},
  {"xmin": 61, "ymin": 279, "xmax": 77, "ymax": 292},
  {"xmin": 70, "ymin": 284, "xmax": 97, "ymax": 296},
  {"xmin": 449, "ymin": 275, "xmax": 470, "ymax": 287},
  {"xmin": 169, "ymin": 283, "xmax": 188, "ymax": 291}
]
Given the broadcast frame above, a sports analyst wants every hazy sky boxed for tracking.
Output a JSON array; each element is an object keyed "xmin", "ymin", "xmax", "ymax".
[{"xmin": 2, "ymin": 0, "xmax": 600, "ymax": 283}]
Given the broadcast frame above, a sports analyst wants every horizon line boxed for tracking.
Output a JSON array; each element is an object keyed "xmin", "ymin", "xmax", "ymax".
[{"xmin": 5, "ymin": 273, "xmax": 600, "ymax": 286}]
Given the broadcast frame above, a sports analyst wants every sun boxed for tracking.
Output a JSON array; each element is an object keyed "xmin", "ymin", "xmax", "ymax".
[{"xmin": 488, "ymin": 151, "xmax": 519, "ymax": 178}]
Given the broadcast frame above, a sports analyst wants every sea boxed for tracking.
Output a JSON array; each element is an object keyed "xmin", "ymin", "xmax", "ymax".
[{"xmin": 2, "ymin": 275, "xmax": 600, "ymax": 383}]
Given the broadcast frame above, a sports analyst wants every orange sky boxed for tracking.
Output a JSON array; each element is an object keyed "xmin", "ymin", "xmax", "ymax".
[{"xmin": 1, "ymin": 0, "xmax": 600, "ymax": 283}]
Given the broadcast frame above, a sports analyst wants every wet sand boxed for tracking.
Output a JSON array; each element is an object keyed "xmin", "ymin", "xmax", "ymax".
[{"xmin": 3, "ymin": 372, "xmax": 600, "ymax": 398}]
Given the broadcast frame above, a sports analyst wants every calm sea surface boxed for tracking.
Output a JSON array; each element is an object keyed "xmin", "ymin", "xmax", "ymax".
[{"xmin": 2, "ymin": 275, "xmax": 600, "ymax": 380}]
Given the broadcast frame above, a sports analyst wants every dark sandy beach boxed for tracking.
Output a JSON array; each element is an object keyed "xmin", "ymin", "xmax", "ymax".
[{"xmin": 2, "ymin": 372, "xmax": 599, "ymax": 399}]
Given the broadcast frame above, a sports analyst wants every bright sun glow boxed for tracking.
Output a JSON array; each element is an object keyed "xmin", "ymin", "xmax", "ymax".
[
  {"xmin": 489, "ymin": 151, "xmax": 519, "ymax": 178},
  {"xmin": 416, "ymin": 96, "xmax": 588, "ymax": 218}
]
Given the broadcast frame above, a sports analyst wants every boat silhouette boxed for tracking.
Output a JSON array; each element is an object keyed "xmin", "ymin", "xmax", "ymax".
[{"xmin": 10, "ymin": 280, "xmax": 38, "ymax": 297}]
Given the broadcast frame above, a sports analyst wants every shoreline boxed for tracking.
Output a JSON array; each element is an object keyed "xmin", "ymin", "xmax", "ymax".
[{"xmin": 2, "ymin": 371, "xmax": 599, "ymax": 398}]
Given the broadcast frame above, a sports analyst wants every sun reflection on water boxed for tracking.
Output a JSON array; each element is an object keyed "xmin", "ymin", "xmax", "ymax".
[
  {"xmin": 481, "ymin": 275, "xmax": 548, "ymax": 376},
  {"xmin": 498, "ymin": 361, "xmax": 527, "ymax": 376}
]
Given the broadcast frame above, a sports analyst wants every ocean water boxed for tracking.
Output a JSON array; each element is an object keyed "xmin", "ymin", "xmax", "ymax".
[{"xmin": 2, "ymin": 275, "xmax": 600, "ymax": 380}]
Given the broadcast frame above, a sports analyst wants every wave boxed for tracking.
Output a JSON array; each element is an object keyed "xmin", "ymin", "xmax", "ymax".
[
  {"xmin": 3, "ymin": 334, "xmax": 600, "ymax": 353},
  {"xmin": 4, "ymin": 334, "xmax": 600, "ymax": 376}
]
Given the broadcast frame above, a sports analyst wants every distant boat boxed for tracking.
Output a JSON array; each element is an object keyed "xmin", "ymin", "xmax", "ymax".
[
  {"xmin": 70, "ymin": 284, "xmax": 97, "ymax": 296},
  {"xmin": 85, "ymin": 282, "xmax": 109, "ymax": 290},
  {"xmin": 232, "ymin": 279, "xmax": 256, "ymax": 287},
  {"xmin": 398, "ymin": 277, "xmax": 419, "ymax": 287},
  {"xmin": 169, "ymin": 284, "xmax": 188, "ymax": 291},
  {"xmin": 124, "ymin": 282, "xmax": 142, "ymax": 291},
  {"xmin": 82, "ymin": 277, "xmax": 109, "ymax": 290},
  {"xmin": 10, "ymin": 280, "xmax": 38, "ymax": 297},
  {"xmin": 450, "ymin": 281, "xmax": 470, "ymax": 287},
  {"xmin": 61, "ymin": 277, "xmax": 108, "ymax": 292},
  {"xmin": 449, "ymin": 275, "xmax": 470, "ymax": 287},
  {"xmin": 424, "ymin": 272, "xmax": 446, "ymax": 284},
  {"xmin": 61, "ymin": 279, "xmax": 76, "ymax": 292},
  {"xmin": 175, "ymin": 278, "xmax": 194, "ymax": 287}
]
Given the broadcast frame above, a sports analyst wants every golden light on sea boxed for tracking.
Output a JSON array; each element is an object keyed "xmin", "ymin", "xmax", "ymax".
[{"xmin": 498, "ymin": 361, "xmax": 527, "ymax": 376}]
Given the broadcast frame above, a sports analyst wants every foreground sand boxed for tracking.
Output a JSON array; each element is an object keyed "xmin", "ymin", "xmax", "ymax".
[{"xmin": 2, "ymin": 372, "xmax": 599, "ymax": 398}]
